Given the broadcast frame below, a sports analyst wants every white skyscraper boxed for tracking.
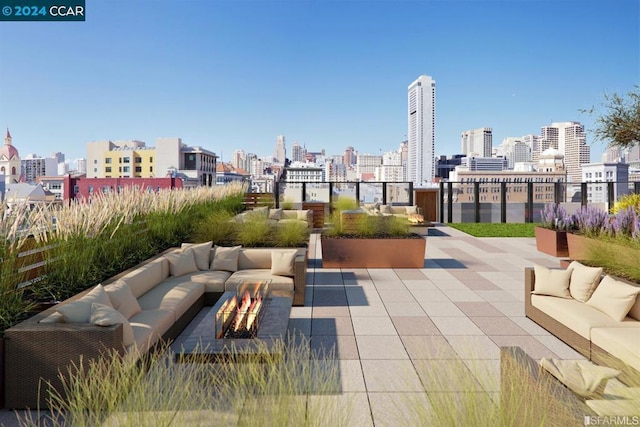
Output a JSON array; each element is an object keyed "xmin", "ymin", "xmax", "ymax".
[
  {"xmin": 461, "ymin": 128, "xmax": 492, "ymax": 157},
  {"xmin": 541, "ymin": 122, "xmax": 590, "ymax": 183},
  {"xmin": 274, "ymin": 135, "xmax": 286, "ymax": 164},
  {"xmin": 408, "ymin": 75, "xmax": 436, "ymax": 186}
]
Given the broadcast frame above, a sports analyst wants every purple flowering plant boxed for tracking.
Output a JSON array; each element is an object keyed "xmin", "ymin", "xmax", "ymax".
[
  {"xmin": 570, "ymin": 206, "xmax": 608, "ymax": 237},
  {"xmin": 540, "ymin": 203, "xmax": 572, "ymax": 231}
]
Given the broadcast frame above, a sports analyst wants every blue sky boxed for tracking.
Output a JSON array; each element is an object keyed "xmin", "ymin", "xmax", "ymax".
[{"xmin": 0, "ymin": 0, "xmax": 638, "ymax": 164}]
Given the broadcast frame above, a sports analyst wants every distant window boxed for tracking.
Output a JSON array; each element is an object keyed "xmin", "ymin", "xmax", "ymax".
[
  {"xmin": 150, "ymin": 166, "xmax": 153, "ymax": 172},
  {"xmin": 150, "ymin": 157, "xmax": 153, "ymax": 162},
  {"xmin": 135, "ymin": 166, "xmax": 142, "ymax": 173},
  {"xmin": 94, "ymin": 168, "xmax": 97, "ymax": 173},
  {"xmin": 105, "ymin": 167, "xmax": 112, "ymax": 173},
  {"xmin": 105, "ymin": 158, "xmax": 112, "ymax": 164},
  {"xmin": 102, "ymin": 186, "xmax": 110, "ymax": 194},
  {"xmin": 74, "ymin": 185, "xmax": 79, "ymax": 194},
  {"xmin": 147, "ymin": 186, "xmax": 153, "ymax": 193},
  {"xmin": 94, "ymin": 159, "xmax": 97, "ymax": 164},
  {"xmin": 123, "ymin": 166, "xmax": 130, "ymax": 173},
  {"xmin": 88, "ymin": 185, "xmax": 94, "ymax": 194},
  {"xmin": 123, "ymin": 157, "xmax": 130, "ymax": 163},
  {"xmin": 135, "ymin": 157, "xmax": 142, "ymax": 163}
]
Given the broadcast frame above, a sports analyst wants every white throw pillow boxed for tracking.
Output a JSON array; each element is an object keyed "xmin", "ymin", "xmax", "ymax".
[
  {"xmin": 379, "ymin": 205, "xmax": 392, "ymax": 214},
  {"xmin": 532, "ymin": 264, "xmax": 572, "ymax": 298},
  {"xmin": 628, "ymin": 295, "xmax": 640, "ymax": 321},
  {"xmin": 271, "ymin": 250, "xmax": 297, "ymax": 276},
  {"xmin": 56, "ymin": 284, "xmax": 113, "ymax": 323},
  {"xmin": 181, "ymin": 241, "xmax": 213, "ymax": 271},
  {"xmin": 211, "ymin": 245, "xmax": 242, "ymax": 272},
  {"xmin": 297, "ymin": 210, "xmax": 310, "ymax": 221},
  {"xmin": 586, "ymin": 275, "xmax": 640, "ymax": 321},
  {"xmin": 541, "ymin": 358, "xmax": 620, "ymax": 398},
  {"xmin": 568, "ymin": 261, "xmax": 603, "ymax": 302},
  {"xmin": 104, "ymin": 280, "xmax": 142, "ymax": 319},
  {"xmin": 90, "ymin": 303, "xmax": 135, "ymax": 348},
  {"xmin": 164, "ymin": 250, "xmax": 198, "ymax": 277}
]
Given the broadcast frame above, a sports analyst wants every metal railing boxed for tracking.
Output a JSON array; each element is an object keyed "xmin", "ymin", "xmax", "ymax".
[{"xmin": 439, "ymin": 181, "xmax": 640, "ymax": 223}]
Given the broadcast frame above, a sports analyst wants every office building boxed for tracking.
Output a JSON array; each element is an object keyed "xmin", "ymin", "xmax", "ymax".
[
  {"xmin": 291, "ymin": 143, "xmax": 304, "ymax": 162},
  {"xmin": 540, "ymin": 122, "xmax": 589, "ymax": 183},
  {"xmin": 582, "ymin": 162, "xmax": 629, "ymax": 204},
  {"xmin": 87, "ymin": 138, "xmax": 217, "ymax": 187},
  {"xmin": 461, "ymin": 128, "xmax": 492, "ymax": 157},
  {"xmin": 21, "ymin": 154, "xmax": 58, "ymax": 183},
  {"xmin": 274, "ymin": 135, "xmax": 286, "ymax": 164},
  {"xmin": 408, "ymin": 74, "xmax": 436, "ymax": 186}
]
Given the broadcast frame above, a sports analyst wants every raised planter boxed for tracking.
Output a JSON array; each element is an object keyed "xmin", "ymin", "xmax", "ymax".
[
  {"xmin": 566, "ymin": 233, "xmax": 594, "ymax": 261},
  {"xmin": 534, "ymin": 226, "xmax": 568, "ymax": 257},
  {"xmin": 321, "ymin": 236, "xmax": 426, "ymax": 268}
]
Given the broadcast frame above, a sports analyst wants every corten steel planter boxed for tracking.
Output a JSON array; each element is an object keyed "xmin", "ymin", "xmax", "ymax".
[
  {"xmin": 566, "ymin": 233, "xmax": 594, "ymax": 261},
  {"xmin": 534, "ymin": 226, "xmax": 568, "ymax": 257},
  {"xmin": 321, "ymin": 237, "xmax": 426, "ymax": 268}
]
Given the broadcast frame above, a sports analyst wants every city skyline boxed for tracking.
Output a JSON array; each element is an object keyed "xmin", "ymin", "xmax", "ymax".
[{"xmin": 0, "ymin": 1, "xmax": 638, "ymax": 163}]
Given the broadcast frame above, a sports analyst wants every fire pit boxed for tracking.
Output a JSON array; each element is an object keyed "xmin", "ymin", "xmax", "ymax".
[
  {"xmin": 215, "ymin": 281, "xmax": 269, "ymax": 339},
  {"xmin": 175, "ymin": 280, "xmax": 293, "ymax": 363}
]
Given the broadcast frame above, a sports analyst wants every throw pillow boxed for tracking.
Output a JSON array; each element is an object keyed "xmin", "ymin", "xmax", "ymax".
[
  {"xmin": 271, "ymin": 250, "xmax": 297, "ymax": 276},
  {"xmin": 540, "ymin": 358, "xmax": 620, "ymax": 399},
  {"xmin": 269, "ymin": 208, "xmax": 283, "ymax": 220},
  {"xmin": 297, "ymin": 210, "xmax": 310, "ymax": 221},
  {"xmin": 181, "ymin": 241, "xmax": 213, "ymax": 271},
  {"xmin": 56, "ymin": 284, "xmax": 113, "ymax": 323},
  {"xmin": 379, "ymin": 205, "xmax": 392, "ymax": 214},
  {"xmin": 405, "ymin": 206, "xmax": 418, "ymax": 215},
  {"xmin": 568, "ymin": 261, "xmax": 603, "ymax": 302},
  {"xmin": 90, "ymin": 303, "xmax": 135, "ymax": 348},
  {"xmin": 164, "ymin": 250, "xmax": 198, "ymax": 277},
  {"xmin": 628, "ymin": 296, "xmax": 640, "ymax": 321},
  {"xmin": 211, "ymin": 245, "xmax": 242, "ymax": 272},
  {"xmin": 104, "ymin": 280, "xmax": 142, "ymax": 319},
  {"xmin": 586, "ymin": 275, "xmax": 640, "ymax": 321},
  {"xmin": 532, "ymin": 264, "xmax": 572, "ymax": 298}
]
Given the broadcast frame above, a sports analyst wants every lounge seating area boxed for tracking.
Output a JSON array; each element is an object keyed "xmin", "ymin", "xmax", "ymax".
[
  {"xmin": 5, "ymin": 243, "xmax": 306, "ymax": 409},
  {"xmin": 2, "ymin": 225, "xmax": 639, "ymax": 424},
  {"xmin": 233, "ymin": 206, "xmax": 313, "ymax": 228},
  {"xmin": 525, "ymin": 263, "xmax": 640, "ymax": 385}
]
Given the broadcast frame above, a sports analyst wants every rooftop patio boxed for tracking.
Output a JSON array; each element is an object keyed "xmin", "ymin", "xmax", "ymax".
[{"xmin": 0, "ymin": 224, "xmax": 587, "ymax": 426}]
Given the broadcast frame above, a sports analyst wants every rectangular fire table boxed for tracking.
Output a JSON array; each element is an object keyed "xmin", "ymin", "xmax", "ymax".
[{"xmin": 175, "ymin": 289, "xmax": 293, "ymax": 363}]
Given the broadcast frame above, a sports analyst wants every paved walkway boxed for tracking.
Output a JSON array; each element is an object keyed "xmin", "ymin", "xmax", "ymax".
[
  {"xmin": 0, "ymin": 224, "xmax": 584, "ymax": 426},
  {"xmin": 281, "ymin": 224, "xmax": 585, "ymax": 425}
]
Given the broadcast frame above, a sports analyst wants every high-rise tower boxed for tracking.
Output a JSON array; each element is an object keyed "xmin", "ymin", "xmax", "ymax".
[
  {"xmin": 274, "ymin": 135, "xmax": 286, "ymax": 164},
  {"xmin": 461, "ymin": 128, "xmax": 492, "ymax": 157},
  {"xmin": 540, "ymin": 122, "xmax": 589, "ymax": 183},
  {"xmin": 407, "ymin": 75, "xmax": 436, "ymax": 186}
]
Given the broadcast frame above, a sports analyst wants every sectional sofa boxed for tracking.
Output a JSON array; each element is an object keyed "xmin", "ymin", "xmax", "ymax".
[
  {"xmin": 234, "ymin": 206, "xmax": 313, "ymax": 228},
  {"xmin": 4, "ymin": 243, "xmax": 307, "ymax": 409},
  {"xmin": 525, "ymin": 262, "xmax": 640, "ymax": 385},
  {"xmin": 361, "ymin": 203, "xmax": 422, "ymax": 219}
]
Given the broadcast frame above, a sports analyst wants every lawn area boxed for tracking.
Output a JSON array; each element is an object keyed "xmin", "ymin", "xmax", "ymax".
[{"xmin": 446, "ymin": 222, "xmax": 538, "ymax": 237}]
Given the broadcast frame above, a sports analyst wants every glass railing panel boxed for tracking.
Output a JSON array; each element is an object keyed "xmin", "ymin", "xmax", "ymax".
[
  {"xmin": 386, "ymin": 182, "xmax": 412, "ymax": 205},
  {"xmin": 304, "ymin": 183, "xmax": 331, "ymax": 203}
]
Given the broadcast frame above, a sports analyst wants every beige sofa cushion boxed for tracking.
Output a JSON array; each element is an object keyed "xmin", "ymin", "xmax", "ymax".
[
  {"xmin": 121, "ymin": 258, "xmax": 166, "ymax": 298},
  {"xmin": 165, "ymin": 250, "xmax": 199, "ymax": 277},
  {"xmin": 104, "ymin": 280, "xmax": 141, "ymax": 319},
  {"xmin": 162, "ymin": 270, "xmax": 231, "ymax": 293},
  {"xmin": 532, "ymin": 265, "xmax": 572, "ymax": 298},
  {"xmin": 238, "ymin": 249, "xmax": 272, "ymax": 270},
  {"xmin": 137, "ymin": 281, "xmax": 204, "ymax": 322},
  {"xmin": 127, "ymin": 309, "xmax": 175, "ymax": 354},
  {"xmin": 56, "ymin": 284, "xmax": 113, "ymax": 323},
  {"xmin": 269, "ymin": 208, "xmax": 283, "ymax": 220},
  {"xmin": 629, "ymin": 297, "xmax": 640, "ymax": 321},
  {"xmin": 181, "ymin": 241, "xmax": 213, "ymax": 271},
  {"xmin": 211, "ymin": 245, "xmax": 242, "ymax": 272},
  {"xmin": 591, "ymin": 327, "xmax": 640, "ymax": 372},
  {"xmin": 531, "ymin": 295, "xmax": 640, "ymax": 339},
  {"xmin": 586, "ymin": 275, "xmax": 640, "ymax": 321},
  {"xmin": 568, "ymin": 261, "xmax": 603, "ymax": 302},
  {"xmin": 271, "ymin": 250, "xmax": 297, "ymax": 276},
  {"xmin": 90, "ymin": 303, "xmax": 135, "ymax": 348},
  {"xmin": 225, "ymin": 270, "xmax": 294, "ymax": 292}
]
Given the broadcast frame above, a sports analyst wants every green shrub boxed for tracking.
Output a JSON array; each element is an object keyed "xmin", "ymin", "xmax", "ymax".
[
  {"xmin": 273, "ymin": 221, "xmax": 309, "ymax": 247},
  {"xmin": 236, "ymin": 218, "xmax": 272, "ymax": 247}
]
